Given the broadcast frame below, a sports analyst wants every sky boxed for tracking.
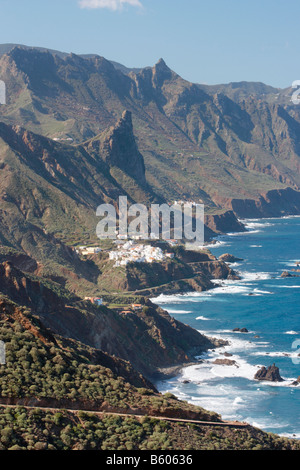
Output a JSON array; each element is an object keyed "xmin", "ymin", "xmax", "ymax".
[{"xmin": 0, "ymin": 0, "xmax": 299, "ymax": 88}]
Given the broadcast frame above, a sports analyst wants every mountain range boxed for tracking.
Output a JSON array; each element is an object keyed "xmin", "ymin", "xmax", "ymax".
[
  {"xmin": 1, "ymin": 44, "xmax": 300, "ymax": 449},
  {"xmin": 1, "ymin": 44, "xmax": 300, "ymax": 220}
]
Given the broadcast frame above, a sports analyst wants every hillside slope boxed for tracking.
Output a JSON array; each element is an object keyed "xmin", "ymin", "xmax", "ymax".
[
  {"xmin": 0, "ymin": 291, "xmax": 299, "ymax": 451},
  {"xmin": 0, "ymin": 261, "xmax": 220, "ymax": 377},
  {"xmin": 1, "ymin": 46, "xmax": 300, "ymax": 218}
]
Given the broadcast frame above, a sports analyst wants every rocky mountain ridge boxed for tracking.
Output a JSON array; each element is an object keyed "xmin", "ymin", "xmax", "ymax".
[{"xmin": 1, "ymin": 45, "xmax": 300, "ymax": 221}]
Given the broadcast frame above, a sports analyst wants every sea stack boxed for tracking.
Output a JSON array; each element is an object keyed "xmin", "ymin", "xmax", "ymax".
[{"xmin": 254, "ymin": 364, "xmax": 284, "ymax": 382}]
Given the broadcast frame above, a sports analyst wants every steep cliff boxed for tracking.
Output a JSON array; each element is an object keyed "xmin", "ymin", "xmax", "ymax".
[
  {"xmin": 87, "ymin": 110, "xmax": 146, "ymax": 185},
  {"xmin": 1, "ymin": 46, "xmax": 300, "ymax": 223},
  {"xmin": 96, "ymin": 248, "xmax": 238, "ymax": 296},
  {"xmin": 0, "ymin": 262, "xmax": 220, "ymax": 377}
]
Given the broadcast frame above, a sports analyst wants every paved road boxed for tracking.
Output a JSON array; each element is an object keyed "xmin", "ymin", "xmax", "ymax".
[{"xmin": 0, "ymin": 404, "xmax": 250, "ymax": 429}]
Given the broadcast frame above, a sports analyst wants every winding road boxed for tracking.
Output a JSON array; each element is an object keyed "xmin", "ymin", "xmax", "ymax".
[{"xmin": 0, "ymin": 404, "xmax": 250, "ymax": 429}]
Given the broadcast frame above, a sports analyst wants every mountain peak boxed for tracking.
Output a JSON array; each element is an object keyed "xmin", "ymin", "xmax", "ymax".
[
  {"xmin": 156, "ymin": 57, "xmax": 167, "ymax": 67},
  {"xmin": 88, "ymin": 110, "xmax": 146, "ymax": 185},
  {"xmin": 154, "ymin": 58, "xmax": 171, "ymax": 72},
  {"xmin": 120, "ymin": 109, "xmax": 133, "ymax": 126},
  {"xmin": 152, "ymin": 58, "xmax": 172, "ymax": 87}
]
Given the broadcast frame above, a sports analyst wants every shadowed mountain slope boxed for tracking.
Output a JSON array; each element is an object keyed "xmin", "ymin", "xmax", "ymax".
[{"xmin": 0, "ymin": 46, "xmax": 300, "ymax": 219}]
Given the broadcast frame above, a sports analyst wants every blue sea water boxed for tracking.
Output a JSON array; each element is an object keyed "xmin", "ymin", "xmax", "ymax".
[{"xmin": 152, "ymin": 217, "xmax": 300, "ymax": 438}]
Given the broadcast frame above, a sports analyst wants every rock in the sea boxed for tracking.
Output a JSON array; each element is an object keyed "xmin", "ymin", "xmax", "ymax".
[
  {"xmin": 213, "ymin": 358, "xmax": 237, "ymax": 366},
  {"xmin": 254, "ymin": 364, "xmax": 284, "ymax": 382},
  {"xmin": 233, "ymin": 328, "xmax": 249, "ymax": 333},
  {"xmin": 290, "ymin": 377, "xmax": 300, "ymax": 386},
  {"xmin": 219, "ymin": 253, "xmax": 243, "ymax": 263},
  {"xmin": 281, "ymin": 271, "xmax": 298, "ymax": 278}
]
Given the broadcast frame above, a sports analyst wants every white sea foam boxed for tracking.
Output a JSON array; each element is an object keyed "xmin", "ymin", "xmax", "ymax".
[
  {"xmin": 180, "ymin": 390, "xmax": 253, "ymax": 418},
  {"xmin": 151, "ymin": 293, "xmax": 188, "ymax": 304},
  {"xmin": 157, "ymin": 328, "xmax": 298, "ymax": 428},
  {"xmin": 209, "ymin": 279, "xmax": 273, "ymax": 296},
  {"xmin": 278, "ymin": 259, "xmax": 300, "ymax": 268},
  {"xmin": 252, "ymin": 288, "xmax": 274, "ymax": 295},
  {"xmin": 245, "ymin": 222, "xmax": 274, "ymax": 229},
  {"xmin": 166, "ymin": 309, "xmax": 192, "ymax": 314},
  {"xmin": 199, "ymin": 239, "xmax": 230, "ymax": 249},
  {"xmin": 155, "ymin": 217, "xmax": 300, "ymax": 432},
  {"xmin": 226, "ymin": 262, "xmax": 242, "ymax": 268},
  {"xmin": 227, "ymin": 229, "xmax": 261, "ymax": 236},
  {"xmin": 246, "ymin": 417, "xmax": 292, "ymax": 432},
  {"xmin": 240, "ymin": 271, "xmax": 272, "ymax": 281},
  {"xmin": 181, "ymin": 335, "xmax": 262, "ymax": 383},
  {"xmin": 152, "ymin": 267, "xmax": 274, "ymax": 308},
  {"xmin": 225, "ymin": 220, "xmax": 274, "ymax": 238},
  {"xmin": 279, "ymin": 433, "xmax": 300, "ymax": 440},
  {"xmin": 251, "ymin": 350, "xmax": 300, "ymax": 359},
  {"xmin": 242, "ymin": 219, "xmax": 275, "ymax": 228},
  {"xmin": 182, "ymin": 332, "xmax": 299, "ymax": 387},
  {"xmin": 279, "ymin": 285, "xmax": 300, "ymax": 289},
  {"xmin": 208, "ymin": 284, "xmax": 252, "ymax": 295}
]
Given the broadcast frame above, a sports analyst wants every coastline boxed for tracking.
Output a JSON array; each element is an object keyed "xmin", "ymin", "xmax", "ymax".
[
  {"xmin": 150, "ymin": 214, "xmax": 300, "ymax": 436},
  {"xmin": 150, "ymin": 362, "xmax": 201, "ymax": 382}
]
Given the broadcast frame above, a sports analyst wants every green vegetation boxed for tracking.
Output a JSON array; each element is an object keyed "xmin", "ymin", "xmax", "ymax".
[
  {"xmin": 1, "ymin": 46, "xmax": 300, "ymax": 451},
  {"xmin": 0, "ymin": 407, "xmax": 299, "ymax": 451},
  {"xmin": 0, "ymin": 263, "xmax": 300, "ymax": 450},
  {"xmin": 0, "ymin": 300, "xmax": 218, "ymax": 421},
  {"xmin": 0, "ymin": 321, "xmax": 133, "ymax": 406}
]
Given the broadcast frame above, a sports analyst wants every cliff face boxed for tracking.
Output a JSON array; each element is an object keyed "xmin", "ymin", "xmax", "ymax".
[
  {"xmin": 0, "ymin": 262, "xmax": 67, "ymax": 313},
  {"xmin": 230, "ymin": 187, "xmax": 300, "ymax": 218},
  {"xmin": 205, "ymin": 211, "xmax": 246, "ymax": 235},
  {"xmin": 1, "ymin": 46, "xmax": 300, "ymax": 224},
  {"xmin": 0, "ymin": 262, "xmax": 219, "ymax": 377},
  {"xmin": 0, "ymin": 118, "xmax": 160, "ymax": 288},
  {"xmin": 1, "ymin": 45, "xmax": 300, "ymax": 294},
  {"xmin": 95, "ymin": 110, "xmax": 146, "ymax": 185},
  {"xmin": 0, "ymin": 295, "xmax": 155, "ymax": 393},
  {"xmin": 124, "ymin": 258, "xmax": 236, "ymax": 295}
]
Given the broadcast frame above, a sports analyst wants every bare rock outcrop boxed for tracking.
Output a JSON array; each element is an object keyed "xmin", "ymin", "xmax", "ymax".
[
  {"xmin": 213, "ymin": 358, "xmax": 237, "ymax": 367},
  {"xmin": 219, "ymin": 253, "xmax": 243, "ymax": 263},
  {"xmin": 254, "ymin": 364, "xmax": 284, "ymax": 382}
]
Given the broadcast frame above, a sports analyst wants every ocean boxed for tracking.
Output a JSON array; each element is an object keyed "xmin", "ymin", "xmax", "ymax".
[{"xmin": 152, "ymin": 216, "xmax": 300, "ymax": 438}]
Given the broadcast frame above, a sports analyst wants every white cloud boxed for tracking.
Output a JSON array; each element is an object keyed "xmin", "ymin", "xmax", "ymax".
[{"xmin": 79, "ymin": 0, "xmax": 143, "ymax": 11}]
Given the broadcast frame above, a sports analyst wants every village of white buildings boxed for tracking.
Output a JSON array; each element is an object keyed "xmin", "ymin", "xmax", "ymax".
[
  {"xmin": 76, "ymin": 237, "xmax": 179, "ymax": 311},
  {"xmin": 76, "ymin": 238, "xmax": 178, "ymax": 268},
  {"xmin": 73, "ymin": 199, "xmax": 202, "ymax": 310},
  {"xmin": 108, "ymin": 240, "xmax": 176, "ymax": 267}
]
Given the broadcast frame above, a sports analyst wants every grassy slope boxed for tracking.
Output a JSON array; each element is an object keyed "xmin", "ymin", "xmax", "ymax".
[
  {"xmin": 1, "ymin": 407, "xmax": 299, "ymax": 451},
  {"xmin": 0, "ymin": 296, "xmax": 299, "ymax": 451}
]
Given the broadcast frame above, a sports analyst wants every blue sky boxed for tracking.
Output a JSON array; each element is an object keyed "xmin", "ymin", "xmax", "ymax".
[{"xmin": 0, "ymin": 0, "xmax": 299, "ymax": 87}]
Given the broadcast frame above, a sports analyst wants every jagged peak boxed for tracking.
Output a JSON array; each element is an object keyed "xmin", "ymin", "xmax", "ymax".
[
  {"xmin": 97, "ymin": 110, "xmax": 146, "ymax": 184},
  {"xmin": 156, "ymin": 57, "xmax": 167, "ymax": 66},
  {"xmin": 152, "ymin": 58, "xmax": 173, "ymax": 87},
  {"xmin": 118, "ymin": 109, "xmax": 132, "ymax": 128},
  {"xmin": 153, "ymin": 57, "xmax": 171, "ymax": 72}
]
